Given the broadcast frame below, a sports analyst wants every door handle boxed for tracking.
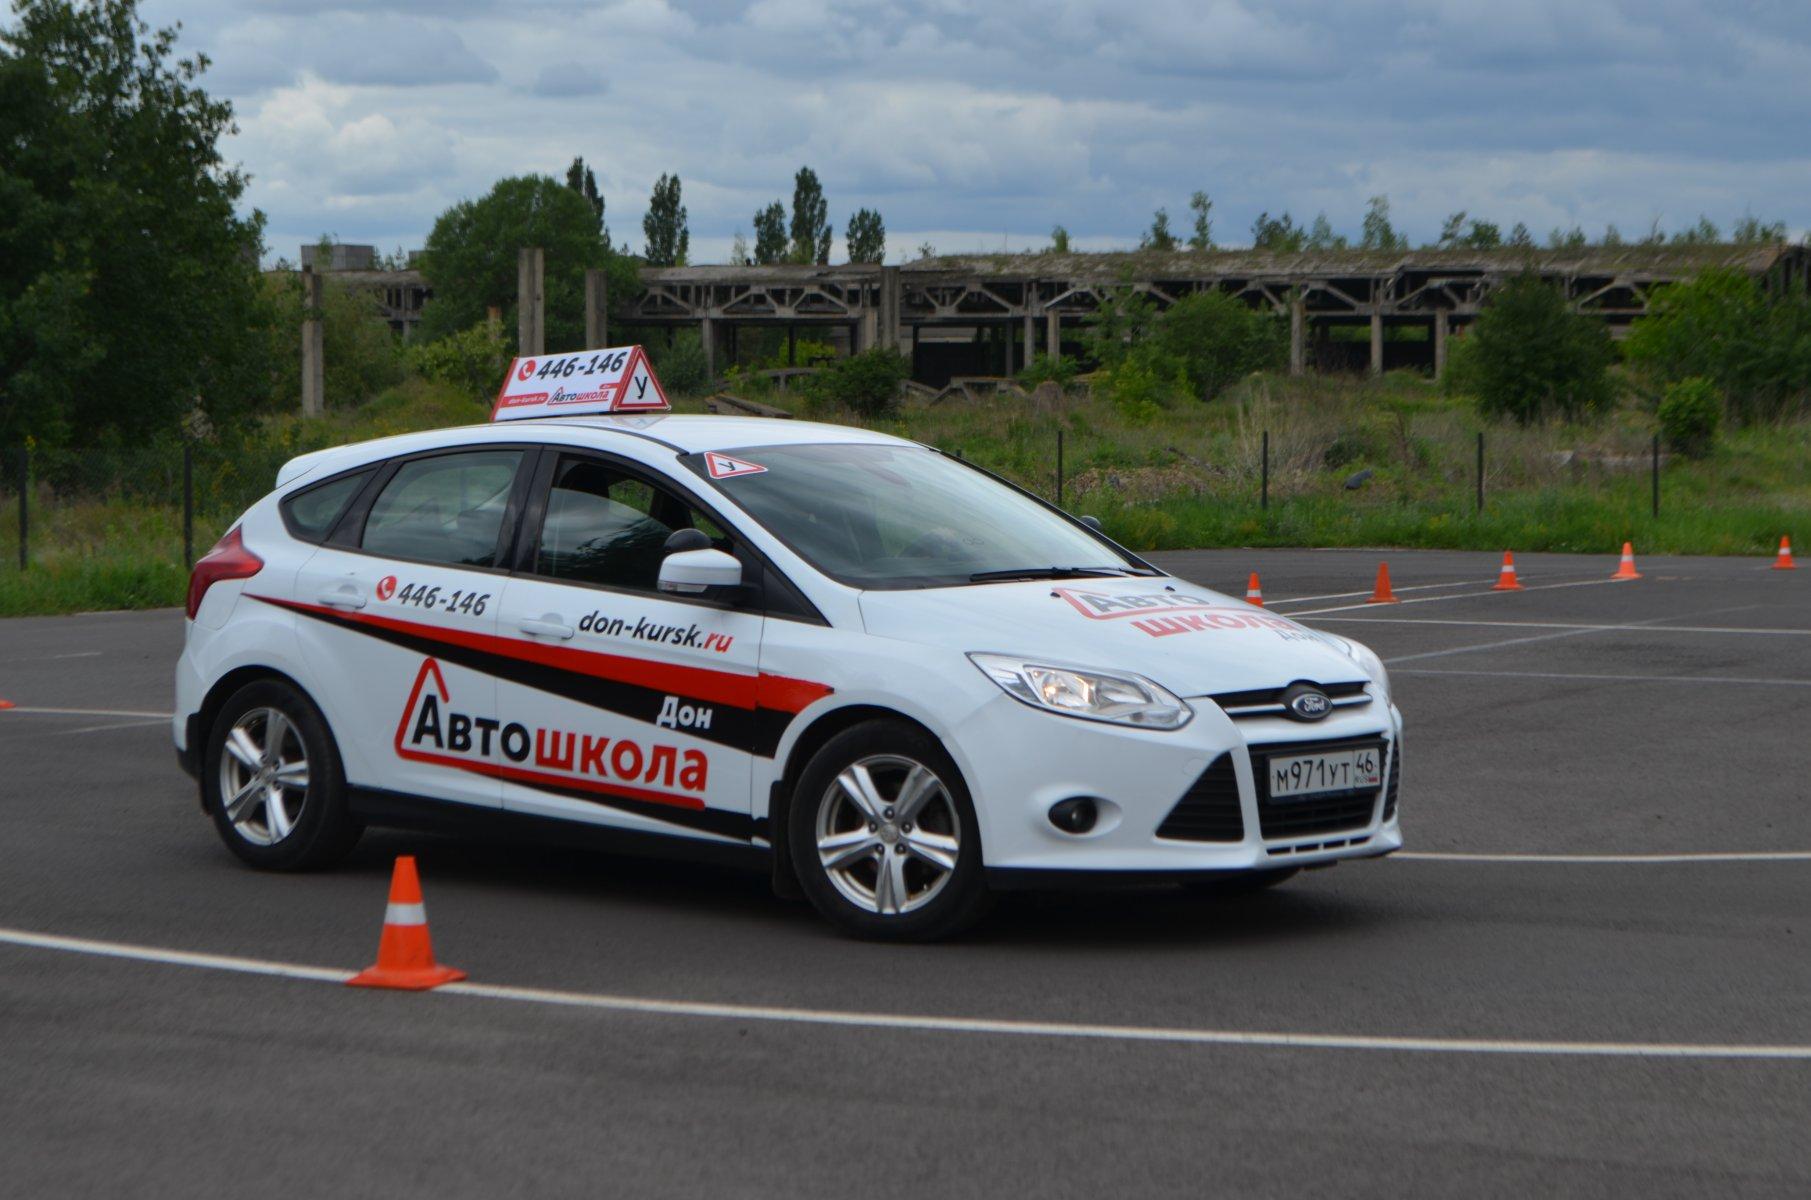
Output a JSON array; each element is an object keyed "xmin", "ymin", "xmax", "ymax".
[
  {"xmin": 317, "ymin": 587, "xmax": 366, "ymax": 610},
  {"xmin": 518, "ymin": 616, "xmax": 575, "ymax": 640}
]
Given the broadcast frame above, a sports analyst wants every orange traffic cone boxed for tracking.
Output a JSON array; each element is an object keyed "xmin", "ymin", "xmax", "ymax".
[
  {"xmin": 1612, "ymin": 542, "xmax": 1642, "ymax": 580},
  {"xmin": 1244, "ymin": 572, "xmax": 1264, "ymax": 606},
  {"xmin": 1773, "ymin": 537, "xmax": 1797, "ymax": 571},
  {"xmin": 1492, "ymin": 551, "xmax": 1524, "ymax": 591},
  {"xmin": 0, "ymin": 699, "xmax": 13, "ymax": 710},
  {"xmin": 347, "ymin": 856, "xmax": 466, "ymax": 991},
  {"xmin": 1368, "ymin": 562, "xmax": 1401, "ymax": 604}
]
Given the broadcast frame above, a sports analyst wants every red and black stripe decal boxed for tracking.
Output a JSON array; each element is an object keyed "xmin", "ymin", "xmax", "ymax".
[
  {"xmin": 393, "ymin": 657, "xmax": 753, "ymax": 842},
  {"xmin": 253, "ymin": 595, "xmax": 831, "ymax": 758}
]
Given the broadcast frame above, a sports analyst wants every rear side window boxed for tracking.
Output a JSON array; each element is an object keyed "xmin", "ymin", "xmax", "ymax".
[
  {"xmin": 360, "ymin": 450, "xmax": 524, "ymax": 568},
  {"xmin": 281, "ymin": 469, "xmax": 373, "ymax": 543}
]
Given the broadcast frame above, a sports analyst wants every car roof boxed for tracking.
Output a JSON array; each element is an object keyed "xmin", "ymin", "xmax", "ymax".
[{"xmin": 273, "ymin": 415, "xmax": 914, "ymax": 488}]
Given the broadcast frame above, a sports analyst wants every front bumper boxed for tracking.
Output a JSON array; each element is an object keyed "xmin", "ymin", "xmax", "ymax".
[{"xmin": 952, "ymin": 690, "xmax": 1404, "ymax": 874}]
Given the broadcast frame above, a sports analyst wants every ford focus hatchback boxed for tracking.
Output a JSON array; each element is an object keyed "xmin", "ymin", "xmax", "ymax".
[{"xmin": 176, "ymin": 380, "xmax": 1400, "ymax": 940}]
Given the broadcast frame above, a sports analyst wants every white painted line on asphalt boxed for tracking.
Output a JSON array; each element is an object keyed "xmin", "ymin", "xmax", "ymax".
[
  {"xmin": 1263, "ymin": 577, "xmax": 1500, "ymax": 605},
  {"xmin": 0, "ymin": 706, "xmax": 175, "ymax": 719},
  {"xmin": 1397, "ymin": 850, "xmax": 1811, "ymax": 864},
  {"xmin": 48, "ymin": 718, "xmax": 172, "ymax": 736},
  {"xmin": 1381, "ymin": 605, "xmax": 1760, "ymax": 665},
  {"xmin": 1287, "ymin": 576, "xmax": 1626, "ymax": 617},
  {"xmin": 5, "ymin": 925, "xmax": 1811, "ymax": 1061},
  {"xmin": 1313, "ymin": 616, "xmax": 1811, "ymax": 636},
  {"xmin": 1393, "ymin": 668, "xmax": 1811, "ymax": 688}
]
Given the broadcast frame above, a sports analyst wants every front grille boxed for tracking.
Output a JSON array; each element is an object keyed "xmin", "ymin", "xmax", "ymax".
[
  {"xmin": 1382, "ymin": 744, "xmax": 1401, "ymax": 822},
  {"xmin": 1211, "ymin": 679, "xmax": 1371, "ymax": 719},
  {"xmin": 1155, "ymin": 752, "xmax": 1244, "ymax": 842},
  {"xmin": 1252, "ymin": 736, "xmax": 1387, "ymax": 841}
]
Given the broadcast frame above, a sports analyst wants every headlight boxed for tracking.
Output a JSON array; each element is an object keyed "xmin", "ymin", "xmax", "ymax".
[
  {"xmin": 1324, "ymin": 634, "xmax": 1390, "ymax": 698},
  {"xmin": 968, "ymin": 653, "xmax": 1192, "ymax": 730}
]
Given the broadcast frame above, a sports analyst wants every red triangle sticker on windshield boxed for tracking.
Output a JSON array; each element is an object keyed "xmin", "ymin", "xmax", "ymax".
[{"xmin": 704, "ymin": 452, "xmax": 767, "ymax": 479}]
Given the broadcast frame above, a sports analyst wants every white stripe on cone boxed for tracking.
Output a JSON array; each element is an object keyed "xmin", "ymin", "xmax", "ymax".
[{"xmin": 384, "ymin": 902, "xmax": 428, "ymax": 926}]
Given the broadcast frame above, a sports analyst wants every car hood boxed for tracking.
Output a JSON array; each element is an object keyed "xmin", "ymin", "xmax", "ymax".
[{"xmin": 858, "ymin": 576, "xmax": 1371, "ymax": 697}]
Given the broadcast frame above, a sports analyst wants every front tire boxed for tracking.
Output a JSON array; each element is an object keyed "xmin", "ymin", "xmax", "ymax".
[
  {"xmin": 202, "ymin": 679, "xmax": 361, "ymax": 870},
  {"xmin": 788, "ymin": 720, "xmax": 989, "ymax": 941}
]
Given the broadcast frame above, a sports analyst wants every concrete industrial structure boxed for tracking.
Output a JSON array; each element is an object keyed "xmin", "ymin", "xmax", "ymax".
[
  {"xmin": 281, "ymin": 241, "xmax": 1810, "ymax": 386},
  {"xmin": 630, "ymin": 243, "xmax": 1810, "ymax": 383}
]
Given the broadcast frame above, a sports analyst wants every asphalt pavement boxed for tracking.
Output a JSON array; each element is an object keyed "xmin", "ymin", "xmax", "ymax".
[{"xmin": 2, "ymin": 548, "xmax": 1807, "ymax": 1197}]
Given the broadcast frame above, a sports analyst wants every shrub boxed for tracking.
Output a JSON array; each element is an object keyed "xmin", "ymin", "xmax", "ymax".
[
  {"xmin": 1019, "ymin": 353, "xmax": 1080, "ymax": 389},
  {"xmin": 802, "ymin": 349, "xmax": 910, "ymax": 416},
  {"xmin": 1658, "ymin": 377, "xmax": 1721, "ymax": 458},
  {"xmin": 1097, "ymin": 346, "xmax": 1189, "ymax": 423},
  {"xmin": 1624, "ymin": 269, "xmax": 1811, "ymax": 422},
  {"xmin": 646, "ymin": 330, "xmax": 711, "ymax": 396},
  {"xmin": 1464, "ymin": 274, "xmax": 1614, "ymax": 424},
  {"xmin": 405, "ymin": 322, "xmax": 510, "ymax": 403},
  {"xmin": 1147, "ymin": 291, "xmax": 1286, "ymax": 400}
]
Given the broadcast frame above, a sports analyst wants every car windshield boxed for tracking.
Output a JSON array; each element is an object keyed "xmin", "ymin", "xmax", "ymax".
[{"xmin": 684, "ymin": 442, "xmax": 1150, "ymax": 589}]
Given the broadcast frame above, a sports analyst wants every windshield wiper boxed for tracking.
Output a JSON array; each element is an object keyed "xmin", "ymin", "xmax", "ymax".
[{"xmin": 967, "ymin": 566, "xmax": 1133, "ymax": 583}]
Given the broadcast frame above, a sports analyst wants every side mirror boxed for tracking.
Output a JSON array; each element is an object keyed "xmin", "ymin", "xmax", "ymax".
[
  {"xmin": 1078, "ymin": 514, "xmax": 1104, "ymax": 532},
  {"xmin": 659, "ymin": 548, "xmax": 743, "ymax": 596}
]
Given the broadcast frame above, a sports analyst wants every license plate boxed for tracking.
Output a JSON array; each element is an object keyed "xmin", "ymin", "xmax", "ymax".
[{"xmin": 1266, "ymin": 746, "xmax": 1384, "ymax": 800}]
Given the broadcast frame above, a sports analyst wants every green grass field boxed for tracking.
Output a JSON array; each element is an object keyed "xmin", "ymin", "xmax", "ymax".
[{"xmin": 2, "ymin": 372, "xmax": 1803, "ymax": 616}]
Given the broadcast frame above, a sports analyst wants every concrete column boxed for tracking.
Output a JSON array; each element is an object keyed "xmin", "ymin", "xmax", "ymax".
[
  {"xmin": 859, "ymin": 308, "xmax": 878, "ymax": 352},
  {"xmin": 1432, "ymin": 310, "xmax": 1448, "ymax": 380},
  {"xmin": 700, "ymin": 316, "xmax": 715, "ymax": 382},
  {"xmin": 1002, "ymin": 324, "xmax": 1014, "ymax": 376},
  {"xmin": 1023, "ymin": 311, "xmax": 1037, "ymax": 365},
  {"xmin": 879, "ymin": 266, "xmax": 902, "ymax": 351},
  {"xmin": 1369, "ymin": 308, "xmax": 1384, "ymax": 375},
  {"xmin": 584, "ymin": 268, "xmax": 608, "ymax": 347},
  {"xmin": 1046, "ymin": 309, "xmax": 1060, "ymax": 360},
  {"xmin": 300, "ymin": 267, "xmax": 324, "ymax": 416},
  {"xmin": 517, "ymin": 247, "xmax": 544, "ymax": 356},
  {"xmin": 1289, "ymin": 296, "xmax": 1305, "ymax": 376}
]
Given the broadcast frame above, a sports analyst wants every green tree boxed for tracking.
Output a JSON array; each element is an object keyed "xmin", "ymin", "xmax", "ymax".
[
  {"xmin": 264, "ymin": 272, "xmax": 404, "ymax": 407},
  {"xmin": 1624, "ymin": 268, "xmax": 1811, "ymax": 422},
  {"xmin": 1602, "ymin": 224, "xmax": 1624, "ymax": 248},
  {"xmin": 1147, "ymin": 291, "xmax": 1284, "ymax": 400},
  {"xmin": 1508, "ymin": 222, "xmax": 1535, "ymax": 248},
  {"xmin": 1464, "ymin": 220, "xmax": 1502, "ymax": 249},
  {"xmin": 0, "ymin": 0, "xmax": 270, "ymax": 446},
  {"xmin": 1548, "ymin": 225, "xmax": 1587, "ymax": 250},
  {"xmin": 1305, "ymin": 213, "xmax": 1346, "ymax": 250},
  {"xmin": 845, "ymin": 207, "xmax": 885, "ymax": 263},
  {"xmin": 752, "ymin": 202, "xmax": 787, "ymax": 265},
  {"xmin": 416, "ymin": 174, "xmax": 623, "ymax": 351},
  {"xmin": 1049, "ymin": 224, "xmax": 1071, "ymax": 253},
  {"xmin": 1437, "ymin": 211, "xmax": 1468, "ymax": 248},
  {"xmin": 1671, "ymin": 216, "xmax": 1721, "ymax": 245},
  {"xmin": 1187, "ymin": 191, "xmax": 1213, "ymax": 250},
  {"xmin": 565, "ymin": 155, "xmax": 607, "ymax": 243},
  {"xmin": 1657, "ymin": 377, "xmax": 1721, "ymax": 458},
  {"xmin": 1731, "ymin": 215, "xmax": 1787, "ymax": 244},
  {"xmin": 802, "ymin": 348, "xmax": 909, "ymax": 416},
  {"xmin": 1460, "ymin": 274, "xmax": 1614, "ymax": 424},
  {"xmin": 642, "ymin": 172, "xmax": 688, "ymax": 267},
  {"xmin": 1360, "ymin": 195, "xmax": 1407, "ymax": 251},
  {"xmin": 1251, "ymin": 211, "xmax": 1305, "ymax": 251},
  {"xmin": 1141, "ymin": 208, "xmax": 1177, "ymax": 251},
  {"xmin": 790, "ymin": 166, "xmax": 832, "ymax": 264}
]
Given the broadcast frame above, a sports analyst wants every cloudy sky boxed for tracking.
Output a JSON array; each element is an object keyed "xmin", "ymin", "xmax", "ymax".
[{"xmin": 138, "ymin": 0, "xmax": 1811, "ymax": 265}]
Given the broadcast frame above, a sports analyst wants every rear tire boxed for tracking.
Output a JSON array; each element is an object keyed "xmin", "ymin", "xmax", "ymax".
[
  {"xmin": 1180, "ymin": 866, "xmax": 1300, "ymax": 898},
  {"xmin": 788, "ymin": 719, "xmax": 989, "ymax": 941},
  {"xmin": 202, "ymin": 679, "xmax": 361, "ymax": 871}
]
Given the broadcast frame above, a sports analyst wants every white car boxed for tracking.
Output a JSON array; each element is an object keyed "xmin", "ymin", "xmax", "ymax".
[{"xmin": 175, "ymin": 413, "xmax": 1401, "ymax": 939}]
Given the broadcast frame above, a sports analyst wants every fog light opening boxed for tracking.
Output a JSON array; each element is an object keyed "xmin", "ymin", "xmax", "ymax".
[{"xmin": 1048, "ymin": 797, "xmax": 1100, "ymax": 835}]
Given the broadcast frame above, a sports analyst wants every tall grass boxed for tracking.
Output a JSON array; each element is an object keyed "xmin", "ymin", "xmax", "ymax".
[{"xmin": 1, "ymin": 372, "xmax": 1804, "ymax": 617}]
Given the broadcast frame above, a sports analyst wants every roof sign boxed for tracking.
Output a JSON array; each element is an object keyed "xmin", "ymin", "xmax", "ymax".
[{"xmin": 491, "ymin": 345, "xmax": 670, "ymax": 421}]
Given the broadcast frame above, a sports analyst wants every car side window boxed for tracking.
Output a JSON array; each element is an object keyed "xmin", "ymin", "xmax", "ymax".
[
  {"xmin": 533, "ymin": 455, "xmax": 727, "ymax": 592},
  {"xmin": 361, "ymin": 449, "xmax": 523, "ymax": 568},
  {"xmin": 281, "ymin": 468, "xmax": 373, "ymax": 543}
]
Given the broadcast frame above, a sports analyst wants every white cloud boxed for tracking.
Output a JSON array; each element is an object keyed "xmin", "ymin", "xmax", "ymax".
[{"xmin": 135, "ymin": 0, "xmax": 1811, "ymax": 262}]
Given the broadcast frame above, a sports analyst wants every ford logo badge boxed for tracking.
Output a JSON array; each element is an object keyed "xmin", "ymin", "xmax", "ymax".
[{"xmin": 1282, "ymin": 684, "xmax": 1332, "ymax": 721}]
